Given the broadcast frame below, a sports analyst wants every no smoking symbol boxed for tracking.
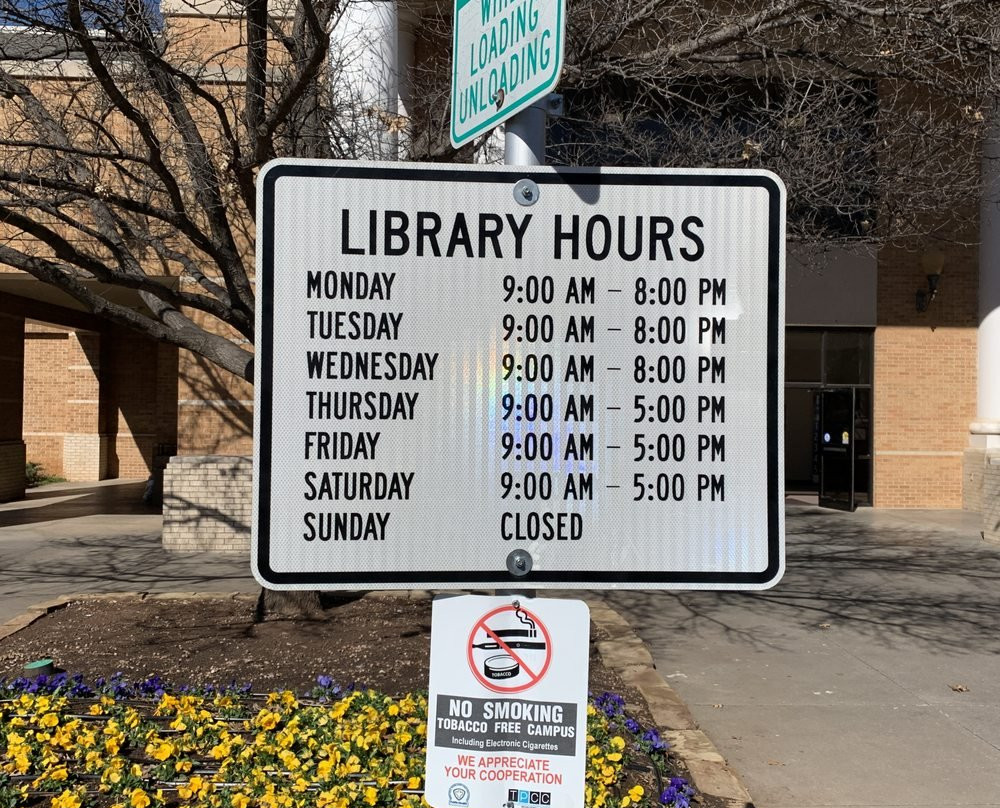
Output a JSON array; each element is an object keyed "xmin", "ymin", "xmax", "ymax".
[{"xmin": 467, "ymin": 604, "xmax": 552, "ymax": 693}]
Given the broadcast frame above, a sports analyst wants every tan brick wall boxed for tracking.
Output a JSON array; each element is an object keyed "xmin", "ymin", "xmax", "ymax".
[
  {"xmin": 22, "ymin": 323, "xmax": 178, "ymax": 482},
  {"xmin": 102, "ymin": 327, "xmax": 179, "ymax": 479},
  {"xmin": 23, "ymin": 325, "xmax": 108, "ymax": 481},
  {"xmin": 162, "ymin": 454, "xmax": 251, "ymax": 554},
  {"xmin": 23, "ymin": 325, "xmax": 71, "ymax": 476},
  {"xmin": 177, "ymin": 346, "xmax": 253, "ymax": 456},
  {"xmin": 874, "ymin": 237, "xmax": 978, "ymax": 508},
  {"xmin": 63, "ymin": 434, "xmax": 109, "ymax": 480}
]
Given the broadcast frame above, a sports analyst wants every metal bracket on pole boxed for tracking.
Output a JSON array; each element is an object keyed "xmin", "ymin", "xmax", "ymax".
[{"xmin": 543, "ymin": 93, "xmax": 564, "ymax": 119}]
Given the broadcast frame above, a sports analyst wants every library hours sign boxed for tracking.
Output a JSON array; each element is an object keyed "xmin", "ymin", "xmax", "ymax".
[{"xmin": 253, "ymin": 161, "xmax": 786, "ymax": 591}]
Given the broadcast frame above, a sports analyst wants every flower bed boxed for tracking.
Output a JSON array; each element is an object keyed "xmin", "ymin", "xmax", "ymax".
[{"xmin": 0, "ymin": 675, "xmax": 694, "ymax": 808}]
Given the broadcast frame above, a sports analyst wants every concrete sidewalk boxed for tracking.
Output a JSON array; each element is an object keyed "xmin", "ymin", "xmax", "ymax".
[
  {"xmin": 605, "ymin": 504, "xmax": 1000, "ymax": 808},
  {"xmin": 0, "ymin": 480, "xmax": 256, "ymax": 623}
]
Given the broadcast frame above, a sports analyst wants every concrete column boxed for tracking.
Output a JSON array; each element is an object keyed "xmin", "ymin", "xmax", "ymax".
[
  {"xmin": 331, "ymin": 0, "xmax": 402, "ymax": 159},
  {"xmin": 966, "ymin": 105, "xmax": 1000, "ymax": 514},
  {"xmin": 0, "ymin": 312, "xmax": 25, "ymax": 501}
]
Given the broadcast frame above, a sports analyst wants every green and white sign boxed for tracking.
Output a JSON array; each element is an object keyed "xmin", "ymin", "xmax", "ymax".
[{"xmin": 450, "ymin": 0, "xmax": 564, "ymax": 148}]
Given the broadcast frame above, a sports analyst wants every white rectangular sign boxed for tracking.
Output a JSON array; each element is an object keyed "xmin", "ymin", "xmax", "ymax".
[
  {"xmin": 425, "ymin": 596, "xmax": 589, "ymax": 808},
  {"xmin": 253, "ymin": 161, "xmax": 785, "ymax": 590},
  {"xmin": 450, "ymin": 0, "xmax": 564, "ymax": 147}
]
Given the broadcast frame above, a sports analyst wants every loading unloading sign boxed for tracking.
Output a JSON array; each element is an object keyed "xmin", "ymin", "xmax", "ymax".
[{"xmin": 426, "ymin": 595, "xmax": 590, "ymax": 808}]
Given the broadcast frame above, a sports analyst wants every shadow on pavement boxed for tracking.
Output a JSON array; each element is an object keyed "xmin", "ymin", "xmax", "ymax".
[
  {"xmin": 606, "ymin": 504, "xmax": 1000, "ymax": 656},
  {"xmin": 0, "ymin": 482, "xmax": 160, "ymax": 526},
  {"xmin": 0, "ymin": 532, "xmax": 252, "ymax": 595}
]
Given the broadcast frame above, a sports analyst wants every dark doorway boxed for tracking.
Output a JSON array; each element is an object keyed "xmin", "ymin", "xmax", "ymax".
[
  {"xmin": 784, "ymin": 328, "xmax": 873, "ymax": 507},
  {"xmin": 819, "ymin": 388, "xmax": 855, "ymax": 510}
]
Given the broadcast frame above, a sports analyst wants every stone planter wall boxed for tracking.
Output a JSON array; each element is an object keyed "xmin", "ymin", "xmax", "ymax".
[{"xmin": 163, "ymin": 455, "xmax": 251, "ymax": 555}]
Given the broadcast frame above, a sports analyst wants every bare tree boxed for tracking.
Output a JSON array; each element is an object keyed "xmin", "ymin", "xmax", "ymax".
[
  {"xmin": 410, "ymin": 1, "xmax": 998, "ymax": 243},
  {"xmin": 0, "ymin": 0, "xmax": 997, "ymax": 386},
  {"xmin": 0, "ymin": 0, "xmax": 354, "ymax": 383}
]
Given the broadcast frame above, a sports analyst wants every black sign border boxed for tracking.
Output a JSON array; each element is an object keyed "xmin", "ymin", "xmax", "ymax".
[{"xmin": 255, "ymin": 163, "xmax": 783, "ymax": 588}]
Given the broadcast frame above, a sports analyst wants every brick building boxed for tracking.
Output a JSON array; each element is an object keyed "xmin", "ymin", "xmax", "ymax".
[{"xmin": 0, "ymin": 0, "xmax": 997, "ymax": 536}]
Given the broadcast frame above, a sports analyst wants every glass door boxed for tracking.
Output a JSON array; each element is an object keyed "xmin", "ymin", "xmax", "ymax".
[{"xmin": 819, "ymin": 388, "xmax": 856, "ymax": 511}]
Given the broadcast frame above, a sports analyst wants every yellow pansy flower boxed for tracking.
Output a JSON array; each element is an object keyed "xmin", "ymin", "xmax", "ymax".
[
  {"xmin": 210, "ymin": 740, "xmax": 232, "ymax": 759},
  {"xmin": 50, "ymin": 790, "xmax": 81, "ymax": 808},
  {"xmin": 129, "ymin": 789, "xmax": 151, "ymax": 808},
  {"xmin": 177, "ymin": 775, "xmax": 211, "ymax": 800},
  {"xmin": 279, "ymin": 748, "xmax": 301, "ymax": 771},
  {"xmin": 13, "ymin": 750, "xmax": 30, "ymax": 774},
  {"xmin": 145, "ymin": 739, "xmax": 175, "ymax": 761}
]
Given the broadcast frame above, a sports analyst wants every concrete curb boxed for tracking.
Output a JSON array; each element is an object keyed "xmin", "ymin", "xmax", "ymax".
[{"xmin": 1, "ymin": 591, "xmax": 752, "ymax": 807}]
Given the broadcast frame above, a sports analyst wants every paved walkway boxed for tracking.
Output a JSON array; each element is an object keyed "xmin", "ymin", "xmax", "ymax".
[
  {"xmin": 0, "ymin": 480, "xmax": 256, "ymax": 623},
  {"xmin": 2, "ymin": 484, "xmax": 999, "ymax": 806},
  {"xmin": 605, "ymin": 504, "xmax": 1000, "ymax": 808}
]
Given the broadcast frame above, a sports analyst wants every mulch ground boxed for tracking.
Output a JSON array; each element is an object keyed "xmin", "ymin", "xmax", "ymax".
[{"xmin": 0, "ymin": 594, "xmax": 651, "ymax": 722}]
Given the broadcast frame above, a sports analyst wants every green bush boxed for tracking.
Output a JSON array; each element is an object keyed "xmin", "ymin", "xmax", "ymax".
[{"xmin": 25, "ymin": 461, "xmax": 66, "ymax": 487}]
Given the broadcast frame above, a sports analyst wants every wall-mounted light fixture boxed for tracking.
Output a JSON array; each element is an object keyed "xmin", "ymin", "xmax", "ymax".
[
  {"xmin": 916, "ymin": 251, "xmax": 945, "ymax": 313},
  {"xmin": 915, "ymin": 273, "xmax": 942, "ymax": 313}
]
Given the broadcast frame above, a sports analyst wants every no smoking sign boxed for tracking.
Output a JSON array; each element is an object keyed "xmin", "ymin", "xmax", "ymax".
[
  {"xmin": 427, "ymin": 596, "xmax": 590, "ymax": 808},
  {"xmin": 468, "ymin": 604, "xmax": 553, "ymax": 693}
]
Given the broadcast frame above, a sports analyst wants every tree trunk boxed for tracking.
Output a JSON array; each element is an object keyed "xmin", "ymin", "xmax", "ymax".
[{"xmin": 254, "ymin": 588, "xmax": 324, "ymax": 622}]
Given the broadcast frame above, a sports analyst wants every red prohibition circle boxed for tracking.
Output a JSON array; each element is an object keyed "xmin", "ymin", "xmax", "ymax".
[{"xmin": 466, "ymin": 605, "xmax": 553, "ymax": 694}]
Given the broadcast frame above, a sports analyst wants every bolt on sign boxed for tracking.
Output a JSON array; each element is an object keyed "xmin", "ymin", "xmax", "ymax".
[
  {"xmin": 425, "ymin": 595, "xmax": 589, "ymax": 808},
  {"xmin": 450, "ymin": 0, "xmax": 565, "ymax": 147},
  {"xmin": 252, "ymin": 160, "xmax": 785, "ymax": 591}
]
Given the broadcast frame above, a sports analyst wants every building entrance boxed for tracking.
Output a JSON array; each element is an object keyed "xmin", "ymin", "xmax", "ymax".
[{"xmin": 784, "ymin": 329, "xmax": 873, "ymax": 507}]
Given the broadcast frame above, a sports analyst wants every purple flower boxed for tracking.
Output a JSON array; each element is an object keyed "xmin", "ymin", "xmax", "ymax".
[
  {"xmin": 595, "ymin": 692, "xmax": 626, "ymax": 718},
  {"xmin": 661, "ymin": 777, "xmax": 693, "ymax": 807},
  {"xmin": 642, "ymin": 728, "xmax": 668, "ymax": 751},
  {"xmin": 625, "ymin": 718, "xmax": 640, "ymax": 733},
  {"xmin": 316, "ymin": 675, "xmax": 334, "ymax": 688}
]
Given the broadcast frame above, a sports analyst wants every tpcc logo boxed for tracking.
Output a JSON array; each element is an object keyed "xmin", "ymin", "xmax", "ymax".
[
  {"xmin": 506, "ymin": 789, "xmax": 552, "ymax": 806},
  {"xmin": 449, "ymin": 784, "xmax": 471, "ymax": 807}
]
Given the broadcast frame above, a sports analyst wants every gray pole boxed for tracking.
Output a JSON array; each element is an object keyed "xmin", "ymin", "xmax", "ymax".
[
  {"xmin": 504, "ymin": 103, "xmax": 546, "ymax": 166},
  {"xmin": 500, "ymin": 102, "xmax": 544, "ymax": 596}
]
